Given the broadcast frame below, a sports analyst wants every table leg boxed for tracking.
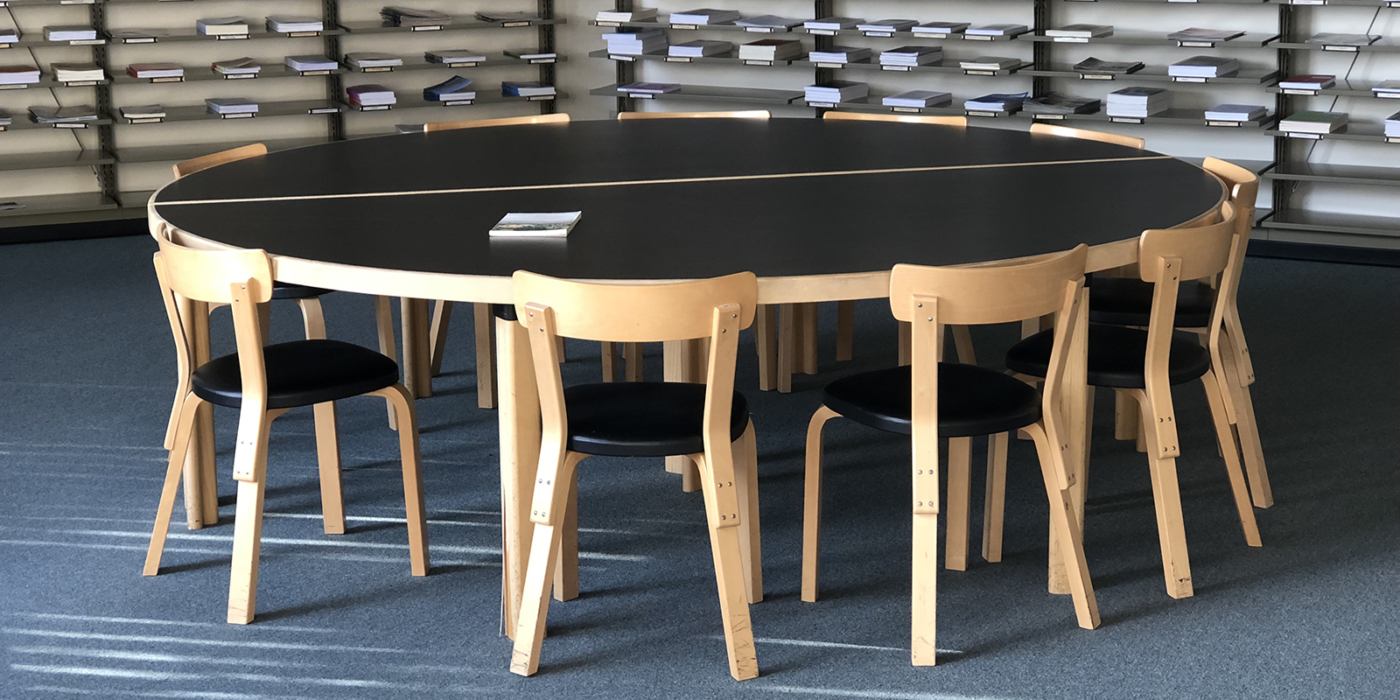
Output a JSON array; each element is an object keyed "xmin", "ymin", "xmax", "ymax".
[
  {"xmin": 401, "ymin": 298, "xmax": 433, "ymax": 398},
  {"xmin": 1048, "ymin": 287, "xmax": 1090, "ymax": 595},
  {"xmin": 755, "ymin": 305, "xmax": 777, "ymax": 392},
  {"xmin": 664, "ymin": 339, "xmax": 703, "ymax": 492},
  {"xmin": 798, "ymin": 303, "xmax": 818, "ymax": 375},
  {"xmin": 777, "ymin": 304, "xmax": 795, "ymax": 393},
  {"xmin": 497, "ymin": 313, "xmax": 541, "ymax": 640}
]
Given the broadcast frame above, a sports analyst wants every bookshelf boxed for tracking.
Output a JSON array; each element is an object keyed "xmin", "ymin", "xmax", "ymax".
[{"xmin": 0, "ymin": 0, "xmax": 564, "ymax": 234}]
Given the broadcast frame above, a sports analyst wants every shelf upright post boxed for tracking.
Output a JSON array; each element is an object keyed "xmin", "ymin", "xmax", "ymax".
[
  {"xmin": 91, "ymin": 2, "xmax": 119, "ymax": 205},
  {"xmin": 1032, "ymin": 0, "xmax": 1049, "ymax": 99},
  {"xmin": 323, "ymin": 0, "xmax": 345, "ymax": 141},
  {"xmin": 614, "ymin": 0, "xmax": 635, "ymax": 114},
  {"xmin": 812, "ymin": 0, "xmax": 834, "ymax": 117},
  {"xmin": 538, "ymin": 0, "xmax": 556, "ymax": 115},
  {"xmin": 1271, "ymin": 4, "xmax": 1294, "ymax": 221}
]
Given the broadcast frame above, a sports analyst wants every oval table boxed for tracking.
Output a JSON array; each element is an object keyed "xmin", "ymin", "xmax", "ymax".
[{"xmin": 149, "ymin": 117, "xmax": 1226, "ymax": 635}]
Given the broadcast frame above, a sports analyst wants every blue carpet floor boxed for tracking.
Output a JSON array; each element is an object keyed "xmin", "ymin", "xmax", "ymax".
[{"xmin": 1, "ymin": 235, "xmax": 1397, "ymax": 700}]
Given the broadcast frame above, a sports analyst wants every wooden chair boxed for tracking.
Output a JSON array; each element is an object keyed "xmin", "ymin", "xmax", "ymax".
[
  {"xmin": 617, "ymin": 110, "xmax": 771, "ymax": 120},
  {"xmin": 508, "ymin": 271, "xmax": 762, "ymax": 681},
  {"xmin": 1002, "ymin": 203, "xmax": 1261, "ymax": 601},
  {"xmin": 417, "ymin": 113, "xmax": 571, "ymax": 404},
  {"xmin": 1086, "ymin": 158, "xmax": 1271, "ymax": 507},
  {"xmin": 145, "ymin": 226, "xmax": 429, "ymax": 624},
  {"xmin": 822, "ymin": 111, "xmax": 968, "ymax": 128},
  {"xmin": 1029, "ymin": 123, "xmax": 1145, "ymax": 149},
  {"xmin": 801, "ymin": 246, "xmax": 1100, "ymax": 666}
]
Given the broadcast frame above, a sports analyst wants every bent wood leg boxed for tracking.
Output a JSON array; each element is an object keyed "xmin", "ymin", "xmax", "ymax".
[
  {"xmin": 145, "ymin": 395, "xmax": 203, "ymax": 575},
  {"xmin": 835, "ymin": 300, "xmax": 855, "ymax": 362},
  {"xmin": 1026, "ymin": 422, "xmax": 1100, "ymax": 630},
  {"xmin": 982, "ymin": 432, "xmax": 1008, "ymax": 563},
  {"xmin": 601, "ymin": 341, "xmax": 618, "ymax": 382},
  {"xmin": 313, "ymin": 402, "xmax": 345, "ymax": 535},
  {"xmin": 499, "ymin": 313, "xmax": 542, "ymax": 639},
  {"xmin": 623, "ymin": 342, "xmax": 644, "ymax": 381},
  {"xmin": 692, "ymin": 451, "xmax": 760, "ymax": 681},
  {"xmin": 755, "ymin": 305, "xmax": 777, "ymax": 391},
  {"xmin": 945, "ymin": 437, "xmax": 972, "ymax": 571},
  {"xmin": 473, "ymin": 303, "xmax": 498, "ymax": 409},
  {"xmin": 897, "ymin": 322, "xmax": 911, "ymax": 366},
  {"xmin": 801, "ymin": 406, "xmax": 839, "ymax": 602},
  {"xmin": 429, "ymin": 300, "xmax": 452, "ymax": 377},
  {"xmin": 226, "ymin": 408, "xmax": 283, "ymax": 625},
  {"xmin": 1049, "ymin": 288, "xmax": 1089, "ymax": 596},
  {"xmin": 1115, "ymin": 389, "xmax": 1140, "ymax": 442},
  {"xmin": 553, "ymin": 469, "xmax": 579, "ymax": 602},
  {"xmin": 1219, "ymin": 330, "xmax": 1271, "ymax": 508},
  {"xmin": 374, "ymin": 296, "xmax": 399, "ymax": 429},
  {"xmin": 401, "ymin": 298, "xmax": 433, "ymax": 398},
  {"xmin": 510, "ymin": 452, "xmax": 584, "ymax": 677},
  {"xmin": 777, "ymin": 304, "xmax": 795, "ymax": 393},
  {"xmin": 911, "ymin": 509, "xmax": 939, "ymax": 666},
  {"xmin": 1200, "ymin": 372, "xmax": 1262, "ymax": 547},
  {"xmin": 1130, "ymin": 388, "xmax": 1194, "ymax": 599},
  {"xmin": 734, "ymin": 421, "xmax": 762, "ymax": 604},
  {"xmin": 663, "ymin": 339, "xmax": 702, "ymax": 492},
  {"xmin": 180, "ymin": 299, "xmax": 216, "ymax": 529},
  {"xmin": 372, "ymin": 384, "xmax": 430, "ymax": 575}
]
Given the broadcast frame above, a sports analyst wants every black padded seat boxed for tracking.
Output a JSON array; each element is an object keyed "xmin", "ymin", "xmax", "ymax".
[
  {"xmin": 1088, "ymin": 277, "xmax": 1215, "ymax": 328},
  {"xmin": 192, "ymin": 339, "xmax": 400, "ymax": 409},
  {"xmin": 271, "ymin": 281, "xmax": 332, "ymax": 300},
  {"xmin": 1005, "ymin": 323, "xmax": 1211, "ymax": 390},
  {"xmin": 563, "ymin": 382, "xmax": 749, "ymax": 458},
  {"xmin": 821, "ymin": 364, "xmax": 1042, "ymax": 438}
]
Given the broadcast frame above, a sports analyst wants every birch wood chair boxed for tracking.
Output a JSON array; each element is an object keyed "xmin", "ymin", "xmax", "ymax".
[
  {"xmin": 801, "ymin": 246, "xmax": 1100, "ymax": 667},
  {"xmin": 1003, "ymin": 203, "xmax": 1260, "ymax": 600},
  {"xmin": 508, "ymin": 271, "xmax": 761, "ymax": 681},
  {"xmin": 1028, "ymin": 123, "xmax": 1146, "ymax": 149},
  {"xmin": 418, "ymin": 113, "xmax": 572, "ymax": 403},
  {"xmin": 145, "ymin": 227, "xmax": 429, "ymax": 624},
  {"xmin": 822, "ymin": 111, "xmax": 968, "ymax": 127},
  {"xmin": 617, "ymin": 110, "xmax": 771, "ymax": 120}
]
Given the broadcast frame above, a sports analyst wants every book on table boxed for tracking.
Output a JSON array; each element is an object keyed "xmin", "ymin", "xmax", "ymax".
[
  {"xmin": 959, "ymin": 56, "xmax": 1020, "ymax": 71},
  {"xmin": 738, "ymin": 39, "xmax": 802, "ymax": 61},
  {"xmin": 347, "ymin": 85, "xmax": 396, "ymax": 106},
  {"xmin": 505, "ymin": 49, "xmax": 557, "ymax": 61},
  {"xmin": 1074, "ymin": 57, "xmax": 1144, "ymax": 75},
  {"xmin": 668, "ymin": 40, "xmax": 733, "ymax": 58},
  {"xmin": 502, "ymin": 81, "xmax": 555, "ymax": 97},
  {"xmin": 1045, "ymin": 24, "xmax": 1113, "ymax": 39},
  {"xmin": 426, "ymin": 49, "xmax": 488, "ymax": 64},
  {"xmin": 734, "ymin": 15, "xmax": 802, "ymax": 30},
  {"xmin": 1278, "ymin": 111, "xmax": 1347, "ymax": 134},
  {"xmin": 596, "ymin": 8, "xmax": 658, "ymax": 23},
  {"xmin": 804, "ymin": 17, "xmax": 862, "ymax": 32},
  {"xmin": 966, "ymin": 24, "xmax": 1028, "ymax": 38},
  {"xmin": 913, "ymin": 21, "xmax": 969, "ymax": 37},
  {"xmin": 882, "ymin": 90, "xmax": 952, "ymax": 108},
  {"xmin": 619, "ymin": 81, "xmax": 680, "ymax": 95},
  {"xmin": 1168, "ymin": 56, "xmax": 1239, "ymax": 79},
  {"xmin": 858, "ymin": 19, "xmax": 917, "ymax": 34},
  {"xmin": 127, "ymin": 62, "xmax": 184, "ymax": 79},
  {"xmin": 1106, "ymin": 86, "xmax": 1169, "ymax": 117},
  {"xmin": 266, "ymin": 16, "xmax": 324, "ymax": 33},
  {"xmin": 345, "ymin": 52, "xmax": 403, "ymax": 69},
  {"xmin": 285, "ymin": 55, "xmax": 339, "ymax": 72},
  {"xmin": 804, "ymin": 80, "xmax": 869, "ymax": 103},
  {"xmin": 1375, "ymin": 81, "xmax": 1400, "ymax": 97},
  {"xmin": 195, "ymin": 18, "xmax": 248, "ymax": 36},
  {"xmin": 1306, "ymin": 33, "xmax": 1379, "ymax": 47},
  {"xmin": 1279, "ymin": 74, "xmax": 1336, "ymax": 91},
  {"xmin": 44, "ymin": 26, "xmax": 98, "ymax": 42},
  {"xmin": 205, "ymin": 97, "xmax": 259, "ymax": 114},
  {"xmin": 121, "ymin": 104, "xmax": 165, "ymax": 119},
  {"xmin": 670, "ymin": 9, "xmax": 741, "ymax": 25},
  {"xmin": 212, "ymin": 57, "xmax": 261, "ymax": 75},
  {"xmin": 51, "ymin": 63, "xmax": 104, "ymax": 82},
  {"xmin": 490, "ymin": 212, "xmax": 581, "ymax": 239},
  {"xmin": 380, "ymin": 7, "xmax": 451, "ymax": 27},
  {"xmin": 423, "ymin": 76, "xmax": 474, "ymax": 101},
  {"xmin": 603, "ymin": 28, "xmax": 668, "ymax": 55},
  {"xmin": 809, "ymin": 46, "xmax": 872, "ymax": 64},
  {"xmin": 1386, "ymin": 111, "xmax": 1400, "ymax": 138},
  {"xmin": 474, "ymin": 11, "xmax": 535, "ymax": 23},
  {"xmin": 879, "ymin": 46, "xmax": 942, "ymax": 66},
  {"xmin": 1167, "ymin": 28, "xmax": 1245, "ymax": 43},
  {"xmin": 0, "ymin": 65, "xmax": 41, "ymax": 85},
  {"xmin": 29, "ymin": 105, "xmax": 99, "ymax": 123},
  {"xmin": 1024, "ymin": 93, "xmax": 1101, "ymax": 115},
  {"xmin": 964, "ymin": 92, "xmax": 1027, "ymax": 113},
  {"xmin": 1204, "ymin": 104, "xmax": 1267, "ymax": 122}
]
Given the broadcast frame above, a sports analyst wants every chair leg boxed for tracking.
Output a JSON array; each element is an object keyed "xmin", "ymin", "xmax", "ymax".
[
  {"xmin": 145, "ymin": 395, "xmax": 203, "ymax": 576},
  {"xmin": 777, "ymin": 304, "xmax": 795, "ymax": 393},
  {"xmin": 911, "ymin": 509, "xmax": 939, "ymax": 666},
  {"xmin": 256, "ymin": 303, "xmax": 272, "ymax": 344},
  {"xmin": 755, "ymin": 305, "xmax": 777, "ymax": 391},
  {"xmin": 1219, "ymin": 330, "xmax": 1271, "ymax": 507},
  {"xmin": 313, "ymin": 402, "xmax": 345, "ymax": 535},
  {"xmin": 296, "ymin": 297, "xmax": 327, "ymax": 340},
  {"xmin": 601, "ymin": 341, "xmax": 618, "ymax": 382},
  {"xmin": 1025, "ymin": 423, "xmax": 1100, "ymax": 630},
  {"xmin": 1115, "ymin": 387, "xmax": 1140, "ymax": 443},
  {"xmin": 473, "ymin": 303, "xmax": 498, "ymax": 409},
  {"xmin": 372, "ymin": 384, "xmax": 429, "ymax": 576},
  {"xmin": 510, "ymin": 452, "xmax": 584, "ymax": 677},
  {"xmin": 897, "ymin": 321, "xmax": 911, "ymax": 366},
  {"xmin": 733, "ymin": 420, "xmax": 762, "ymax": 604},
  {"xmin": 622, "ymin": 342, "xmax": 643, "ymax": 381},
  {"xmin": 374, "ymin": 296, "xmax": 398, "ymax": 430},
  {"xmin": 555, "ymin": 336, "xmax": 567, "ymax": 362},
  {"xmin": 401, "ymin": 298, "xmax": 433, "ymax": 398},
  {"xmin": 1129, "ymin": 390, "xmax": 1194, "ymax": 599},
  {"xmin": 982, "ymin": 432, "xmax": 1008, "ymax": 563},
  {"xmin": 801, "ymin": 406, "xmax": 840, "ymax": 602},
  {"xmin": 798, "ymin": 303, "xmax": 818, "ymax": 375},
  {"xmin": 692, "ymin": 452, "xmax": 760, "ymax": 681},
  {"xmin": 553, "ymin": 469, "xmax": 579, "ymax": 602},
  {"xmin": 429, "ymin": 300, "xmax": 452, "ymax": 377},
  {"xmin": 1200, "ymin": 373, "xmax": 1262, "ymax": 547},
  {"xmin": 945, "ymin": 437, "xmax": 972, "ymax": 571},
  {"xmin": 226, "ymin": 411, "xmax": 274, "ymax": 625},
  {"xmin": 835, "ymin": 300, "xmax": 855, "ymax": 362}
]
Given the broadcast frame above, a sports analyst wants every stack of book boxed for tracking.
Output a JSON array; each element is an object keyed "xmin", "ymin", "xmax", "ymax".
[
  {"xmin": 1278, "ymin": 74, "xmax": 1336, "ymax": 92},
  {"xmin": 809, "ymin": 46, "xmax": 872, "ymax": 64},
  {"xmin": 424, "ymin": 76, "xmax": 474, "ymax": 102},
  {"xmin": 427, "ymin": 49, "xmax": 487, "ymax": 64},
  {"xmin": 0, "ymin": 30, "xmax": 18, "ymax": 45},
  {"xmin": 960, "ymin": 56, "xmax": 1020, "ymax": 72},
  {"xmin": 596, "ymin": 8, "xmax": 657, "ymax": 23},
  {"xmin": 44, "ymin": 26, "xmax": 98, "ymax": 42},
  {"xmin": 347, "ymin": 85, "xmax": 396, "ymax": 108},
  {"xmin": 804, "ymin": 17, "xmax": 862, "ymax": 32},
  {"xmin": 739, "ymin": 39, "xmax": 802, "ymax": 62},
  {"xmin": 1106, "ymin": 87, "xmax": 1169, "ymax": 118},
  {"xmin": 346, "ymin": 52, "xmax": 403, "ymax": 70},
  {"xmin": 0, "ymin": 65, "xmax": 41, "ymax": 86},
  {"xmin": 734, "ymin": 16, "xmax": 802, "ymax": 31},
  {"xmin": 0, "ymin": 109, "xmax": 10, "ymax": 128},
  {"xmin": 859, "ymin": 19, "xmax": 916, "ymax": 35},
  {"xmin": 1375, "ymin": 81, "xmax": 1400, "ymax": 98},
  {"xmin": 490, "ymin": 211, "xmax": 581, "ymax": 239},
  {"xmin": 120, "ymin": 104, "xmax": 165, "ymax": 122},
  {"xmin": 671, "ymin": 9, "xmax": 742, "ymax": 25},
  {"xmin": 805, "ymin": 81, "xmax": 868, "ymax": 105},
  {"xmin": 502, "ymin": 81, "xmax": 556, "ymax": 98},
  {"xmin": 964, "ymin": 93, "xmax": 1027, "ymax": 114},
  {"xmin": 1168, "ymin": 28, "xmax": 1245, "ymax": 44},
  {"xmin": 52, "ymin": 63, "xmax": 104, "ymax": 83},
  {"xmin": 266, "ymin": 16, "xmax": 323, "ymax": 33},
  {"xmin": 109, "ymin": 29, "xmax": 169, "ymax": 43},
  {"xmin": 913, "ymin": 22, "xmax": 969, "ymax": 38},
  {"xmin": 475, "ymin": 11, "xmax": 534, "ymax": 24},
  {"xmin": 128, "ymin": 62, "xmax": 184, "ymax": 80},
  {"xmin": 506, "ymin": 49, "xmax": 556, "ymax": 61},
  {"xmin": 213, "ymin": 57, "xmax": 261, "ymax": 77},
  {"xmin": 285, "ymin": 55, "xmax": 339, "ymax": 72},
  {"xmin": 29, "ymin": 105, "xmax": 99, "ymax": 124},
  {"xmin": 1204, "ymin": 104, "xmax": 1267, "ymax": 123},
  {"xmin": 966, "ymin": 24, "xmax": 1028, "ymax": 39},
  {"xmin": 1306, "ymin": 33, "xmax": 1379, "ymax": 47},
  {"xmin": 1278, "ymin": 111, "xmax": 1347, "ymax": 135},
  {"xmin": 604, "ymin": 28, "xmax": 667, "ymax": 55},
  {"xmin": 618, "ymin": 81, "xmax": 680, "ymax": 95},
  {"xmin": 668, "ymin": 40, "xmax": 732, "ymax": 58},
  {"xmin": 1046, "ymin": 24, "xmax": 1113, "ymax": 40},
  {"xmin": 1024, "ymin": 93, "xmax": 1100, "ymax": 116},
  {"xmin": 196, "ymin": 18, "xmax": 248, "ymax": 36},
  {"xmin": 882, "ymin": 89, "xmax": 951, "ymax": 109},
  {"xmin": 205, "ymin": 97, "xmax": 259, "ymax": 115},
  {"xmin": 1386, "ymin": 111, "xmax": 1400, "ymax": 138},
  {"xmin": 879, "ymin": 46, "xmax": 942, "ymax": 68},
  {"xmin": 381, "ymin": 7, "xmax": 451, "ymax": 27},
  {"xmin": 1074, "ymin": 57, "xmax": 1143, "ymax": 76},
  {"xmin": 1168, "ymin": 56, "xmax": 1240, "ymax": 79}
]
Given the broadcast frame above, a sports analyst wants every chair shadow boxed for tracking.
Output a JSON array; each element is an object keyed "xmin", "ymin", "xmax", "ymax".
[{"xmin": 159, "ymin": 558, "xmax": 228, "ymax": 575}]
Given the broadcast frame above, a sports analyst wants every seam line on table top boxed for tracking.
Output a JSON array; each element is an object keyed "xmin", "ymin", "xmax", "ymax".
[{"xmin": 154, "ymin": 155, "xmax": 1176, "ymax": 207}]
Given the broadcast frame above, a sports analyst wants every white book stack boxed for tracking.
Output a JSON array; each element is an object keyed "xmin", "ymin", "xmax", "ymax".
[
  {"xmin": 883, "ymin": 90, "xmax": 952, "ymax": 108},
  {"xmin": 734, "ymin": 16, "xmax": 802, "ymax": 31},
  {"xmin": 44, "ymin": 26, "xmax": 98, "ymax": 42},
  {"xmin": 52, "ymin": 63, "xmax": 103, "ymax": 82},
  {"xmin": 738, "ymin": 39, "xmax": 802, "ymax": 62},
  {"xmin": 427, "ymin": 50, "xmax": 488, "ymax": 64},
  {"xmin": 121, "ymin": 104, "xmax": 165, "ymax": 120},
  {"xmin": 1278, "ymin": 111, "xmax": 1348, "ymax": 134},
  {"xmin": 1386, "ymin": 111, "xmax": 1400, "ymax": 138},
  {"xmin": 345, "ymin": 52, "xmax": 403, "ymax": 69},
  {"xmin": 809, "ymin": 46, "xmax": 872, "ymax": 64},
  {"xmin": 213, "ymin": 57, "xmax": 261, "ymax": 75},
  {"xmin": 1204, "ymin": 104, "xmax": 1267, "ymax": 122},
  {"xmin": 1373, "ymin": 81, "xmax": 1400, "ymax": 98},
  {"xmin": 1045, "ymin": 24, "xmax": 1113, "ymax": 39},
  {"xmin": 1168, "ymin": 56, "xmax": 1239, "ymax": 79},
  {"xmin": 604, "ymin": 28, "xmax": 667, "ymax": 55},
  {"xmin": 205, "ymin": 97, "xmax": 259, "ymax": 115},
  {"xmin": 196, "ymin": 17, "xmax": 249, "ymax": 36},
  {"xmin": 879, "ymin": 46, "xmax": 942, "ymax": 67},
  {"xmin": 964, "ymin": 93, "xmax": 1026, "ymax": 113},
  {"xmin": 0, "ymin": 29, "xmax": 18, "ymax": 45},
  {"xmin": 669, "ymin": 40, "xmax": 733, "ymax": 57},
  {"xmin": 266, "ymin": 16, "xmax": 324, "ymax": 33},
  {"xmin": 127, "ymin": 63, "xmax": 183, "ymax": 80},
  {"xmin": 286, "ymin": 55, "xmax": 339, "ymax": 72},
  {"xmin": 858, "ymin": 19, "xmax": 916, "ymax": 35},
  {"xmin": 913, "ymin": 22, "xmax": 969, "ymax": 38},
  {"xmin": 1106, "ymin": 87, "xmax": 1170, "ymax": 117},
  {"xmin": 959, "ymin": 56, "xmax": 1021, "ymax": 71},
  {"xmin": 596, "ymin": 8, "xmax": 657, "ymax": 23},
  {"xmin": 966, "ymin": 24, "xmax": 1028, "ymax": 38},
  {"xmin": 670, "ymin": 9, "xmax": 741, "ymax": 25},
  {"xmin": 805, "ymin": 80, "xmax": 868, "ymax": 104},
  {"xmin": 804, "ymin": 17, "xmax": 862, "ymax": 32},
  {"xmin": 347, "ymin": 85, "xmax": 396, "ymax": 107},
  {"xmin": 0, "ymin": 66, "xmax": 41, "ymax": 85}
]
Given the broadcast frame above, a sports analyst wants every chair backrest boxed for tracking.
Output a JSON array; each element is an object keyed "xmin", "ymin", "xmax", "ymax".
[
  {"xmin": 423, "ymin": 112, "xmax": 570, "ymax": 133},
  {"xmin": 1138, "ymin": 202, "xmax": 1236, "ymax": 285},
  {"xmin": 172, "ymin": 143, "xmax": 268, "ymax": 179},
  {"xmin": 823, "ymin": 111, "xmax": 966, "ymax": 128},
  {"xmin": 617, "ymin": 110, "xmax": 770, "ymax": 121},
  {"xmin": 890, "ymin": 246, "xmax": 1088, "ymax": 498},
  {"xmin": 1029, "ymin": 123, "xmax": 1144, "ymax": 149}
]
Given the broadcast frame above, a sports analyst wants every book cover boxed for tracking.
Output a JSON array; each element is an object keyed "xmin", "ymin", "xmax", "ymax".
[{"xmin": 490, "ymin": 212, "xmax": 581, "ymax": 238}]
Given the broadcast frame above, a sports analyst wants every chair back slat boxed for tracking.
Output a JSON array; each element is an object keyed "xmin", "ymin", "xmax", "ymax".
[
  {"xmin": 423, "ymin": 113, "xmax": 570, "ymax": 133},
  {"xmin": 890, "ymin": 246, "xmax": 1088, "ymax": 326},
  {"xmin": 173, "ymin": 143, "xmax": 268, "ymax": 179},
  {"xmin": 154, "ymin": 225, "xmax": 274, "ymax": 306},
  {"xmin": 1138, "ymin": 203, "xmax": 1236, "ymax": 283},
  {"xmin": 823, "ymin": 111, "xmax": 966, "ymax": 128},
  {"xmin": 618, "ymin": 110, "xmax": 770, "ymax": 121},
  {"xmin": 1029, "ymin": 123, "xmax": 1144, "ymax": 149},
  {"xmin": 513, "ymin": 271, "xmax": 758, "ymax": 343}
]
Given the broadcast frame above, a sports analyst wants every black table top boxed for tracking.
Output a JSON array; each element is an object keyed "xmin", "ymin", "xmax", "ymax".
[{"xmin": 152, "ymin": 119, "xmax": 1223, "ymax": 283}]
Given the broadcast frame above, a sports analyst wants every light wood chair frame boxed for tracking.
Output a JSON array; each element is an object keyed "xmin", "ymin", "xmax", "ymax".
[
  {"xmin": 507, "ymin": 271, "xmax": 761, "ymax": 681},
  {"xmin": 1029, "ymin": 123, "xmax": 1146, "ymax": 149},
  {"xmin": 801, "ymin": 246, "xmax": 1101, "ymax": 667},
  {"xmin": 145, "ymin": 230, "xmax": 429, "ymax": 624},
  {"xmin": 823, "ymin": 111, "xmax": 969, "ymax": 128},
  {"xmin": 617, "ymin": 110, "xmax": 771, "ymax": 121}
]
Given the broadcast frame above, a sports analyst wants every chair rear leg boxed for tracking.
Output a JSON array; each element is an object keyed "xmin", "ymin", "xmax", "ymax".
[
  {"xmin": 1233, "ymin": 384, "xmax": 1271, "ymax": 507},
  {"xmin": 945, "ymin": 437, "xmax": 972, "ymax": 571},
  {"xmin": 1200, "ymin": 373, "xmax": 1262, "ymax": 547},
  {"xmin": 145, "ymin": 396, "xmax": 203, "ymax": 576},
  {"xmin": 982, "ymin": 432, "xmax": 1008, "ymax": 563},
  {"xmin": 601, "ymin": 341, "xmax": 618, "ymax": 382},
  {"xmin": 734, "ymin": 420, "xmax": 762, "ymax": 603},
  {"xmin": 1025, "ymin": 422, "xmax": 1100, "ymax": 629},
  {"xmin": 835, "ymin": 301, "xmax": 854, "ymax": 362},
  {"xmin": 374, "ymin": 384, "xmax": 429, "ymax": 576},
  {"xmin": 755, "ymin": 305, "xmax": 777, "ymax": 390},
  {"xmin": 472, "ymin": 303, "xmax": 498, "ymax": 409},
  {"xmin": 429, "ymin": 300, "xmax": 452, "ymax": 377},
  {"xmin": 1130, "ymin": 390, "xmax": 1194, "ymax": 599},
  {"xmin": 553, "ymin": 470, "xmax": 579, "ymax": 601},
  {"xmin": 373, "ymin": 296, "xmax": 398, "ymax": 429},
  {"xmin": 313, "ymin": 402, "xmax": 345, "ymax": 535},
  {"xmin": 802, "ymin": 406, "xmax": 840, "ymax": 602}
]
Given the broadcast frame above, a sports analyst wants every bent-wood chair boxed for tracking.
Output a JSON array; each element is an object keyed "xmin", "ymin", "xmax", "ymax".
[
  {"xmin": 617, "ymin": 109, "xmax": 771, "ymax": 120},
  {"xmin": 1003, "ymin": 203, "xmax": 1260, "ymax": 600},
  {"xmin": 145, "ymin": 227, "xmax": 429, "ymax": 624},
  {"xmin": 802, "ymin": 246, "xmax": 1100, "ymax": 666},
  {"xmin": 508, "ymin": 271, "xmax": 762, "ymax": 681},
  {"xmin": 1029, "ymin": 123, "xmax": 1146, "ymax": 149},
  {"xmin": 823, "ymin": 111, "xmax": 968, "ymax": 128}
]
